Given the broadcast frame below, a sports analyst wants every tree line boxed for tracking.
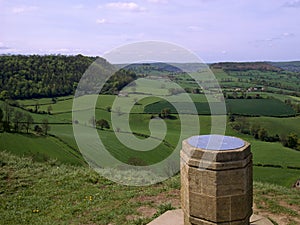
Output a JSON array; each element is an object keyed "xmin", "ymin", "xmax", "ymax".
[
  {"xmin": 0, "ymin": 54, "xmax": 96, "ymax": 99},
  {"xmin": 0, "ymin": 101, "xmax": 50, "ymax": 135},
  {"xmin": 0, "ymin": 55, "xmax": 139, "ymax": 100},
  {"xmin": 230, "ymin": 115, "xmax": 300, "ymax": 150}
]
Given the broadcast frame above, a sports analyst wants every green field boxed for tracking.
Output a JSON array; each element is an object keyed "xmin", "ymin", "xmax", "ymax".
[
  {"xmin": 250, "ymin": 140, "xmax": 300, "ymax": 167},
  {"xmin": 1, "ymin": 64, "xmax": 300, "ymax": 189},
  {"xmin": 1, "ymin": 93, "xmax": 300, "ymax": 187},
  {"xmin": 253, "ymin": 167, "xmax": 300, "ymax": 187},
  {"xmin": 247, "ymin": 116, "xmax": 300, "ymax": 136},
  {"xmin": 144, "ymin": 98, "xmax": 295, "ymax": 116},
  {"xmin": 2, "ymin": 55, "xmax": 300, "ymax": 225},
  {"xmin": 0, "ymin": 133, "xmax": 85, "ymax": 165},
  {"xmin": 226, "ymin": 99, "xmax": 295, "ymax": 116}
]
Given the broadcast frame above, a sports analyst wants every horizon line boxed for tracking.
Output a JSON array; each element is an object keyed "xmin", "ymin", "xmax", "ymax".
[{"xmin": 0, "ymin": 53, "xmax": 299, "ymax": 64}]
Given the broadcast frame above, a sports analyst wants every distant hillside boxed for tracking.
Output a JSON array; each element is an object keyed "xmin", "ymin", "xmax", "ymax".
[
  {"xmin": 1, "ymin": 55, "xmax": 300, "ymax": 100},
  {"xmin": 0, "ymin": 55, "xmax": 137, "ymax": 99},
  {"xmin": 0, "ymin": 55, "xmax": 96, "ymax": 99},
  {"xmin": 210, "ymin": 62, "xmax": 282, "ymax": 72},
  {"xmin": 269, "ymin": 61, "xmax": 300, "ymax": 72},
  {"xmin": 119, "ymin": 62, "xmax": 205, "ymax": 74}
]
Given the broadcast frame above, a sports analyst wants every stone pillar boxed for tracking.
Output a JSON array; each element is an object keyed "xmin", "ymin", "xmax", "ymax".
[{"xmin": 181, "ymin": 135, "xmax": 252, "ymax": 225}]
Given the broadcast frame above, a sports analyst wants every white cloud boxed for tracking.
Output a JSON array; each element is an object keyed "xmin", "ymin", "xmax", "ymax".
[
  {"xmin": 105, "ymin": 2, "xmax": 146, "ymax": 12},
  {"xmin": 282, "ymin": 32, "xmax": 295, "ymax": 37},
  {"xmin": 96, "ymin": 18, "xmax": 108, "ymax": 24},
  {"xmin": 0, "ymin": 42, "xmax": 18, "ymax": 53},
  {"xmin": 12, "ymin": 6, "xmax": 39, "ymax": 14},
  {"xmin": 284, "ymin": 0, "xmax": 300, "ymax": 7},
  {"xmin": 0, "ymin": 42, "xmax": 11, "ymax": 50},
  {"xmin": 49, "ymin": 48, "xmax": 70, "ymax": 53},
  {"xmin": 46, "ymin": 48, "xmax": 79, "ymax": 54}
]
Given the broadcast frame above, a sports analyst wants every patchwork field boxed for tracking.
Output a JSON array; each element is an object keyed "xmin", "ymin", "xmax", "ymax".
[
  {"xmin": 144, "ymin": 98, "xmax": 296, "ymax": 116},
  {"xmin": 1, "ymin": 90, "xmax": 300, "ymax": 188},
  {"xmin": 226, "ymin": 99, "xmax": 296, "ymax": 116},
  {"xmin": 1, "ymin": 64, "xmax": 300, "ymax": 189}
]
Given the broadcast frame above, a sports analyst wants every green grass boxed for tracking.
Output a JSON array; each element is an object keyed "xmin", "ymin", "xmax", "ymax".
[
  {"xmin": 1, "ymin": 63, "xmax": 300, "ymax": 224},
  {"xmin": 248, "ymin": 116, "xmax": 300, "ymax": 136},
  {"xmin": 212, "ymin": 68, "xmax": 236, "ymax": 80},
  {"xmin": 98, "ymin": 129, "xmax": 173, "ymax": 165},
  {"xmin": 144, "ymin": 98, "xmax": 295, "ymax": 117},
  {"xmin": 226, "ymin": 99, "xmax": 295, "ymax": 116},
  {"xmin": 254, "ymin": 182, "xmax": 300, "ymax": 224},
  {"xmin": 144, "ymin": 101, "xmax": 224, "ymax": 115},
  {"xmin": 2, "ymin": 106, "xmax": 300, "ymax": 187},
  {"xmin": 39, "ymin": 98, "xmax": 74, "ymax": 113},
  {"xmin": 19, "ymin": 96, "xmax": 73, "ymax": 106},
  {"xmin": 250, "ymin": 140, "xmax": 300, "ymax": 168},
  {"xmin": 253, "ymin": 167, "xmax": 300, "ymax": 187},
  {"xmin": 0, "ymin": 151, "xmax": 299, "ymax": 225},
  {"xmin": 52, "ymin": 112, "xmax": 300, "ymax": 187},
  {"xmin": 0, "ymin": 151, "xmax": 180, "ymax": 225},
  {"xmin": 2, "ymin": 92, "xmax": 300, "ymax": 188},
  {"xmin": 49, "ymin": 125, "xmax": 79, "ymax": 150},
  {"xmin": 124, "ymin": 78, "xmax": 177, "ymax": 96},
  {"xmin": 0, "ymin": 133, "xmax": 84, "ymax": 165}
]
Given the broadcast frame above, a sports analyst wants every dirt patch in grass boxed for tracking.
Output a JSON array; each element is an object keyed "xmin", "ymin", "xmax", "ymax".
[
  {"xmin": 126, "ymin": 189, "xmax": 180, "ymax": 222},
  {"xmin": 131, "ymin": 189, "xmax": 180, "ymax": 208},
  {"xmin": 254, "ymin": 201, "xmax": 300, "ymax": 225},
  {"xmin": 126, "ymin": 206, "xmax": 157, "ymax": 221},
  {"xmin": 279, "ymin": 200, "xmax": 300, "ymax": 215},
  {"xmin": 137, "ymin": 206, "xmax": 157, "ymax": 218}
]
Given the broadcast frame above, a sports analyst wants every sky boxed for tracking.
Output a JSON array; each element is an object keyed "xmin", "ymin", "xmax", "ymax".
[{"xmin": 0, "ymin": 0, "xmax": 299, "ymax": 62}]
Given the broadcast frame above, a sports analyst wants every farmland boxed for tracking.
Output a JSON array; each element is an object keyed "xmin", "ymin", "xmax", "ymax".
[
  {"xmin": 1, "ymin": 90, "xmax": 300, "ymax": 187},
  {"xmin": 0, "ymin": 59, "xmax": 300, "ymax": 189},
  {"xmin": 226, "ymin": 99, "xmax": 295, "ymax": 116},
  {"xmin": 1, "ymin": 58, "xmax": 300, "ymax": 225},
  {"xmin": 145, "ymin": 98, "xmax": 295, "ymax": 116}
]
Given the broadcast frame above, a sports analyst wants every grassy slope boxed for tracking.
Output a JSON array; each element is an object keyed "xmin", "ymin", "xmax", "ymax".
[
  {"xmin": 0, "ymin": 151, "xmax": 299, "ymax": 225},
  {"xmin": 250, "ymin": 140, "xmax": 300, "ymax": 167},
  {"xmin": 0, "ymin": 133, "xmax": 85, "ymax": 165},
  {"xmin": 247, "ymin": 117, "xmax": 300, "ymax": 136},
  {"xmin": 2, "ymin": 114, "xmax": 299, "ymax": 187},
  {"xmin": 0, "ymin": 151, "xmax": 180, "ymax": 225},
  {"xmin": 2, "ymin": 93, "xmax": 300, "ymax": 187}
]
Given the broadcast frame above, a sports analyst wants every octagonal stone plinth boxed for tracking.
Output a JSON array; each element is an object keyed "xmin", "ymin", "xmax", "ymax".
[{"xmin": 181, "ymin": 135, "xmax": 252, "ymax": 225}]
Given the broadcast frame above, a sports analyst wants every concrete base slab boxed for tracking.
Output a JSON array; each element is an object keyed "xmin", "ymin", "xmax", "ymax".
[
  {"xmin": 147, "ymin": 209, "xmax": 273, "ymax": 225},
  {"xmin": 147, "ymin": 209, "xmax": 184, "ymax": 225}
]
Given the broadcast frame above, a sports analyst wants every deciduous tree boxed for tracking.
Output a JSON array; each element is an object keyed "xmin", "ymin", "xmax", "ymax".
[
  {"xmin": 96, "ymin": 119, "xmax": 110, "ymax": 130},
  {"xmin": 13, "ymin": 111, "xmax": 24, "ymax": 132},
  {"xmin": 25, "ymin": 114, "xmax": 34, "ymax": 133},
  {"xmin": 41, "ymin": 119, "xmax": 50, "ymax": 135}
]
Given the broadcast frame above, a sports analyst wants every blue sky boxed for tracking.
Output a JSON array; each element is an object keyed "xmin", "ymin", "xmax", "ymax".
[{"xmin": 0, "ymin": 0, "xmax": 299, "ymax": 62}]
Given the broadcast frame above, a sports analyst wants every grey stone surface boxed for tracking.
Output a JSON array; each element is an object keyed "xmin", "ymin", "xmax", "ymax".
[
  {"xmin": 147, "ymin": 209, "xmax": 184, "ymax": 225},
  {"xmin": 147, "ymin": 210, "xmax": 273, "ymax": 225}
]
